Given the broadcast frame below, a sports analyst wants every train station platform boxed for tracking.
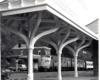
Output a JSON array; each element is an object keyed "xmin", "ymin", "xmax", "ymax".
[
  {"xmin": 5, "ymin": 71, "xmax": 98, "ymax": 80},
  {"xmin": 39, "ymin": 77, "xmax": 98, "ymax": 80},
  {"xmin": 35, "ymin": 71, "xmax": 98, "ymax": 80}
]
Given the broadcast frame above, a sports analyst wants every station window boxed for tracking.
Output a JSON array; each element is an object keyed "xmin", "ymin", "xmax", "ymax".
[
  {"xmin": 45, "ymin": 50, "xmax": 50, "ymax": 55},
  {"xmin": 38, "ymin": 50, "xmax": 41, "ymax": 55},
  {"xmin": 45, "ymin": 50, "xmax": 48, "ymax": 55},
  {"xmin": 21, "ymin": 50, "xmax": 23, "ymax": 55}
]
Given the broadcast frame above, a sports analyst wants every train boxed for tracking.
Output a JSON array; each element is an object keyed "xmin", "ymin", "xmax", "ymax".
[
  {"xmin": 8, "ymin": 44, "xmax": 93, "ymax": 72},
  {"xmin": 38, "ymin": 55, "xmax": 93, "ymax": 72},
  {"xmin": 9, "ymin": 54, "xmax": 93, "ymax": 72}
]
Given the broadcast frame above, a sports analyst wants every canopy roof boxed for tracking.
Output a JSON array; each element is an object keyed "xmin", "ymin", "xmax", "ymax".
[{"xmin": 0, "ymin": 0, "xmax": 98, "ymax": 40}]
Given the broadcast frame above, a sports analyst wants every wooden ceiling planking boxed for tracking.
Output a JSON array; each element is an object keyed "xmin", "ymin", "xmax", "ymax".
[{"xmin": 1, "ymin": 10, "xmax": 90, "ymax": 44}]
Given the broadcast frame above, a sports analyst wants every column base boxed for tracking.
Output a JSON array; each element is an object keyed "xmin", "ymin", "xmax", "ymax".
[
  {"xmin": 58, "ymin": 75, "xmax": 62, "ymax": 80},
  {"xmin": 75, "ymin": 74, "xmax": 78, "ymax": 77},
  {"xmin": 27, "ymin": 73, "xmax": 34, "ymax": 80}
]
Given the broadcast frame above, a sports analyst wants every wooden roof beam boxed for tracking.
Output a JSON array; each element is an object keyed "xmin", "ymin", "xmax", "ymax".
[{"xmin": 2, "ymin": 16, "xmax": 28, "ymax": 20}]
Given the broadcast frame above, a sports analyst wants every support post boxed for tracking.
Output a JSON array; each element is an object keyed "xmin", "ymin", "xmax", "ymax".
[
  {"xmin": 58, "ymin": 53, "xmax": 62, "ymax": 80},
  {"xmin": 74, "ymin": 55, "xmax": 78, "ymax": 77},
  {"xmin": 0, "ymin": 14, "xmax": 2, "ymax": 80},
  {"xmin": 27, "ymin": 48, "xmax": 34, "ymax": 80},
  {"xmin": 16, "ymin": 59, "xmax": 19, "ymax": 71}
]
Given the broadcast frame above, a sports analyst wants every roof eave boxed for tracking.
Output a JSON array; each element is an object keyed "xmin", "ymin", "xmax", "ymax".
[
  {"xmin": 46, "ymin": 1, "xmax": 98, "ymax": 40},
  {"xmin": 0, "ymin": 1, "xmax": 98, "ymax": 40}
]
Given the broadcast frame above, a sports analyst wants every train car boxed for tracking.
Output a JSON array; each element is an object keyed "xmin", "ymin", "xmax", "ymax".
[
  {"xmin": 61, "ymin": 57, "xmax": 67, "ymax": 71},
  {"xmin": 70, "ymin": 58, "xmax": 85, "ymax": 71},
  {"xmin": 79, "ymin": 60, "xmax": 85, "ymax": 70},
  {"xmin": 71, "ymin": 58, "xmax": 75, "ymax": 70},
  {"xmin": 48, "ymin": 56, "xmax": 72, "ymax": 71},
  {"xmin": 44, "ymin": 56, "xmax": 87, "ymax": 72},
  {"xmin": 40, "ymin": 55, "xmax": 87, "ymax": 72},
  {"xmin": 38, "ymin": 56, "xmax": 93, "ymax": 72},
  {"xmin": 51, "ymin": 56, "xmax": 58, "ymax": 71},
  {"xmin": 36, "ymin": 47, "xmax": 51, "ymax": 72},
  {"xmin": 85, "ymin": 61, "xmax": 93, "ymax": 70},
  {"xmin": 77, "ymin": 59, "xmax": 85, "ymax": 71},
  {"xmin": 38, "ymin": 55, "xmax": 51, "ymax": 71},
  {"xmin": 67, "ymin": 57, "xmax": 72, "ymax": 71}
]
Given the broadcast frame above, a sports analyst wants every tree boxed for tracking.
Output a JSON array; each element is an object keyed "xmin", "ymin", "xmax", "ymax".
[{"xmin": 1, "ymin": 28, "xmax": 21, "ymax": 68}]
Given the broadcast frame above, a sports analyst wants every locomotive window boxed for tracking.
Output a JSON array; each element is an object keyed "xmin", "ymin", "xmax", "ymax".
[{"xmin": 45, "ymin": 55, "xmax": 50, "ymax": 57}]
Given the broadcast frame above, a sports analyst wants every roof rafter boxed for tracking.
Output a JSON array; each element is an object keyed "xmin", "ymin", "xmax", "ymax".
[{"xmin": 2, "ymin": 16, "xmax": 28, "ymax": 20}]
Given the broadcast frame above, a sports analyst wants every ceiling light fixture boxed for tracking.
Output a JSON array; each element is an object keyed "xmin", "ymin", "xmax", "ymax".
[{"xmin": 83, "ymin": 51, "xmax": 87, "ymax": 54}]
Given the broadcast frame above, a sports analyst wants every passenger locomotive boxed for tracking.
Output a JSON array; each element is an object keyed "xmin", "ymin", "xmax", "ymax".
[
  {"xmin": 38, "ymin": 55, "xmax": 93, "ymax": 72},
  {"xmin": 8, "ymin": 44, "xmax": 93, "ymax": 72}
]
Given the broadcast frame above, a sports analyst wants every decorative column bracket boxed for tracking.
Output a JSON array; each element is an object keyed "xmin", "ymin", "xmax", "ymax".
[
  {"xmin": 27, "ymin": 12, "xmax": 60, "ymax": 80},
  {"xmin": 65, "ymin": 46, "xmax": 75, "ymax": 57},
  {"xmin": 77, "ymin": 34, "xmax": 85, "ymax": 49},
  {"xmin": 65, "ymin": 34, "xmax": 92, "ymax": 78},
  {"xmin": 29, "ymin": 16, "xmax": 60, "ymax": 48},
  {"xmin": 29, "ymin": 11, "xmax": 42, "ymax": 40},
  {"xmin": 60, "ymin": 27, "xmax": 70, "ymax": 46},
  {"xmin": 40, "ymin": 25, "xmax": 80, "ymax": 80},
  {"xmin": 1, "ymin": 24, "xmax": 29, "ymax": 46},
  {"xmin": 1, "ymin": 11, "xmax": 60, "ymax": 80},
  {"xmin": 76, "ymin": 37, "xmax": 92, "ymax": 56},
  {"xmin": 59, "ymin": 30, "xmax": 80, "ymax": 53}
]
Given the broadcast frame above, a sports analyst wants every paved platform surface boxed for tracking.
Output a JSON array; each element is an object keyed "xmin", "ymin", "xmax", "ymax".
[
  {"xmin": 37, "ymin": 76, "xmax": 98, "ymax": 80},
  {"xmin": 4, "ymin": 71, "xmax": 98, "ymax": 80}
]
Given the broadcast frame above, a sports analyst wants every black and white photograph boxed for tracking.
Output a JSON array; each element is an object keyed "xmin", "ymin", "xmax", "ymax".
[{"xmin": 0, "ymin": 0, "xmax": 99, "ymax": 80}]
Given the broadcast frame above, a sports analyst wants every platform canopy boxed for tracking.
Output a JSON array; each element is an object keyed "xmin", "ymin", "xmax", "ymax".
[
  {"xmin": 0, "ymin": 1, "xmax": 99, "ymax": 80},
  {"xmin": 0, "ymin": 0, "xmax": 99, "ymax": 40}
]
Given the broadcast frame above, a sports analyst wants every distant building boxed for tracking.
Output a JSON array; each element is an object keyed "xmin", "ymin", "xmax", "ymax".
[{"xmin": 11, "ymin": 44, "xmax": 51, "ymax": 58}]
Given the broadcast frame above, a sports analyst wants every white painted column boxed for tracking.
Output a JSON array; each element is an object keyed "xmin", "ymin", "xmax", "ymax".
[
  {"xmin": 74, "ymin": 55, "xmax": 78, "ymax": 77},
  {"xmin": 28, "ymin": 48, "xmax": 34, "ymax": 80},
  {"xmin": 58, "ymin": 53, "xmax": 62, "ymax": 80},
  {"xmin": 16, "ymin": 59, "xmax": 19, "ymax": 71}
]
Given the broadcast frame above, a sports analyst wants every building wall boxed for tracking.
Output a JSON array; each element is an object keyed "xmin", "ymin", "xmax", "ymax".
[{"xmin": 12, "ymin": 48, "xmax": 46, "ymax": 56}]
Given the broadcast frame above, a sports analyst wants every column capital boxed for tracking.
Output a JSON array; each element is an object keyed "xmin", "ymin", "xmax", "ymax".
[
  {"xmin": 74, "ymin": 55, "xmax": 78, "ymax": 57},
  {"xmin": 15, "ymin": 59, "xmax": 20, "ymax": 61},
  {"xmin": 58, "ymin": 52, "xmax": 62, "ymax": 55}
]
